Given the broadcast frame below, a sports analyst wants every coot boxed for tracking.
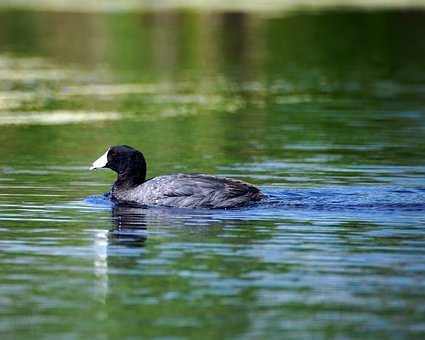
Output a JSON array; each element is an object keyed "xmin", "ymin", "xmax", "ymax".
[{"xmin": 90, "ymin": 145, "xmax": 263, "ymax": 209}]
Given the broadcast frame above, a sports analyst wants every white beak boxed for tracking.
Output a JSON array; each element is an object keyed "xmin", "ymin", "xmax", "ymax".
[{"xmin": 89, "ymin": 148, "xmax": 110, "ymax": 171}]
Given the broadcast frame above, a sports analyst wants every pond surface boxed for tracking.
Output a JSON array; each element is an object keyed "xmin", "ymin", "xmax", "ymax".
[{"xmin": 1, "ymin": 6, "xmax": 425, "ymax": 339}]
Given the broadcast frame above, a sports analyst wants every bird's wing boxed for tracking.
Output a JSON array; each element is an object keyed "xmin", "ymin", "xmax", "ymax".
[{"xmin": 143, "ymin": 174, "xmax": 261, "ymax": 208}]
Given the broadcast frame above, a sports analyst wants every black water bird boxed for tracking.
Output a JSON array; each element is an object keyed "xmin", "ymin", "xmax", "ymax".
[{"xmin": 90, "ymin": 145, "xmax": 263, "ymax": 209}]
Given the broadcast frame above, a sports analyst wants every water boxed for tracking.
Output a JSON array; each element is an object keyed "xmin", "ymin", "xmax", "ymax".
[{"xmin": 1, "ymin": 5, "xmax": 425, "ymax": 339}]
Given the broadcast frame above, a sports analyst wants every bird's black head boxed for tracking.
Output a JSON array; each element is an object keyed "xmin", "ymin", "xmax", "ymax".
[{"xmin": 90, "ymin": 145, "xmax": 147, "ymax": 186}]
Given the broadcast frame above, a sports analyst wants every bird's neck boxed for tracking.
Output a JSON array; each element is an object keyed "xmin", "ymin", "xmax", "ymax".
[{"xmin": 114, "ymin": 169, "xmax": 146, "ymax": 188}]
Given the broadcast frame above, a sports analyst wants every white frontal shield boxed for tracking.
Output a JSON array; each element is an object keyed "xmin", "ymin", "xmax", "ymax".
[{"xmin": 89, "ymin": 148, "xmax": 110, "ymax": 171}]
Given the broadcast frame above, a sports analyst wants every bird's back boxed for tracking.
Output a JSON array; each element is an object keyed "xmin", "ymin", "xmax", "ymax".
[{"xmin": 113, "ymin": 174, "xmax": 263, "ymax": 208}]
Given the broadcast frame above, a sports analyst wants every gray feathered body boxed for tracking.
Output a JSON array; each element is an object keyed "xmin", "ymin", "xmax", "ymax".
[{"xmin": 111, "ymin": 174, "xmax": 263, "ymax": 209}]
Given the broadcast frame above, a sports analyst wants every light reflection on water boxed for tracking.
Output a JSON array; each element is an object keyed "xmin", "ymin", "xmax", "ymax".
[
  {"xmin": 1, "ymin": 177, "xmax": 425, "ymax": 338},
  {"xmin": 1, "ymin": 154, "xmax": 425, "ymax": 338}
]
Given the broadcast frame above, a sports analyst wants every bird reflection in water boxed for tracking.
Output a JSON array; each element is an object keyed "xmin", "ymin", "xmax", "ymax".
[
  {"xmin": 93, "ymin": 204, "xmax": 148, "ymax": 303},
  {"xmin": 109, "ymin": 205, "xmax": 148, "ymax": 245},
  {"xmin": 93, "ymin": 204, "xmax": 231, "ymax": 303}
]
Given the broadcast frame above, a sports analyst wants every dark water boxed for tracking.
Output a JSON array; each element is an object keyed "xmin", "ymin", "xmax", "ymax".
[{"xmin": 1, "ymin": 6, "xmax": 425, "ymax": 339}]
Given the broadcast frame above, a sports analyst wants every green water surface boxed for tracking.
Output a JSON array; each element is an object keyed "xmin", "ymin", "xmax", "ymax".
[{"xmin": 0, "ymin": 7, "xmax": 425, "ymax": 340}]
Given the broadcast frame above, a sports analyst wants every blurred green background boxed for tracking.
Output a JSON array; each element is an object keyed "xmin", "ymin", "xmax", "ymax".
[
  {"xmin": 1, "ymin": 2, "xmax": 424, "ymax": 180},
  {"xmin": 1, "ymin": 1, "xmax": 425, "ymax": 339}
]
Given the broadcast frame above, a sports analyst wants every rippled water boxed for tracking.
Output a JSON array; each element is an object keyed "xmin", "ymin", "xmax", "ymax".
[{"xmin": 1, "ymin": 6, "xmax": 425, "ymax": 340}]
